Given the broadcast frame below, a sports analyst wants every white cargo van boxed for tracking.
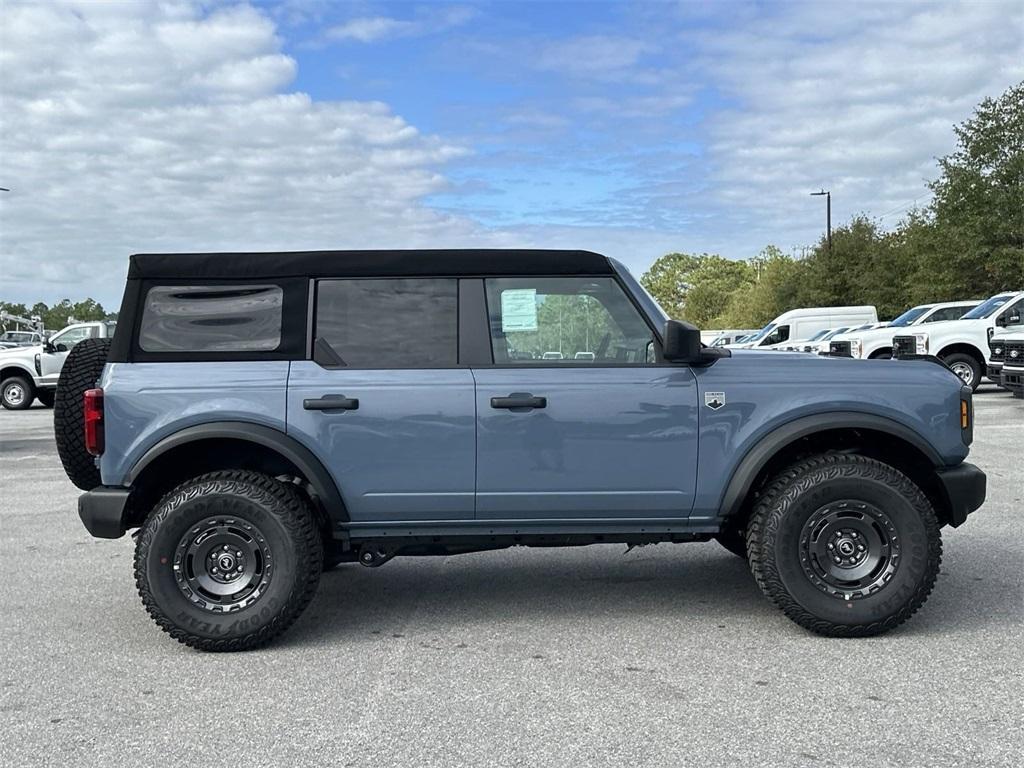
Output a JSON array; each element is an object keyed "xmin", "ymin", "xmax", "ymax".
[{"xmin": 728, "ymin": 306, "xmax": 878, "ymax": 349}]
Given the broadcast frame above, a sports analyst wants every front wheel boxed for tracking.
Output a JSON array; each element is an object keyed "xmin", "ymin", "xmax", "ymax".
[
  {"xmin": 942, "ymin": 352, "xmax": 981, "ymax": 391},
  {"xmin": 134, "ymin": 471, "xmax": 323, "ymax": 651},
  {"xmin": 1, "ymin": 374, "xmax": 34, "ymax": 410},
  {"xmin": 747, "ymin": 454, "xmax": 941, "ymax": 636}
]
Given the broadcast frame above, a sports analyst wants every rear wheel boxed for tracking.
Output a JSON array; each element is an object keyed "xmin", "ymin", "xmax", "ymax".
[
  {"xmin": 1, "ymin": 374, "xmax": 34, "ymax": 410},
  {"xmin": 747, "ymin": 454, "xmax": 941, "ymax": 636},
  {"xmin": 134, "ymin": 470, "xmax": 323, "ymax": 651},
  {"xmin": 54, "ymin": 338, "xmax": 111, "ymax": 490},
  {"xmin": 941, "ymin": 352, "xmax": 981, "ymax": 391}
]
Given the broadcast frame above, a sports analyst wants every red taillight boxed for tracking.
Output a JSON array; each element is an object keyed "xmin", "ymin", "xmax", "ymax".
[{"xmin": 84, "ymin": 388, "xmax": 104, "ymax": 456}]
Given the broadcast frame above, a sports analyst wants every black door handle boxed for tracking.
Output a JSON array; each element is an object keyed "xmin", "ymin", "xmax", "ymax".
[
  {"xmin": 490, "ymin": 393, "xmax": 546, "ymax": 410},
  {"xmin": 304, "ymin": 395, "xmax": 359, "ymax": 412}
]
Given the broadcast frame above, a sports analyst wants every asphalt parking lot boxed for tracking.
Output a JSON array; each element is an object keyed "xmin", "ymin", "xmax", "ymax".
[{"xmin": 1, "ymin": 388, "xmax": 1022, "ymax": 767}]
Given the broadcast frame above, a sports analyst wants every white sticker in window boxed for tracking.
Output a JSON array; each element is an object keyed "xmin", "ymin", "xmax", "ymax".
[{"xmin": 501, "ymin": 289, "xmax": 538, "ymax": 332}]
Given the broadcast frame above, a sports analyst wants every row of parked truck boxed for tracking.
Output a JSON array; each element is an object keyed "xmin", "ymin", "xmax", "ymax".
[
  {"xmin": 712, "ymin": 290, "xmax": 1024, "ymax": 393},
  {"xmin": 0, "ymin": 321, "xmax": 117, "ymax": 409}
]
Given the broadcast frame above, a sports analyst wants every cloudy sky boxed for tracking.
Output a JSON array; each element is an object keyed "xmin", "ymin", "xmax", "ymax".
[{"xmin": 1, "ymin": 0, "xmax": 1021, "ymax": 307}]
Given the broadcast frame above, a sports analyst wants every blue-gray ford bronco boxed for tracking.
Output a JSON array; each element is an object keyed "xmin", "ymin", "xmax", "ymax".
[{"xmin": 56, "ymin": 249, "xmax": 987, "ymax": 651}]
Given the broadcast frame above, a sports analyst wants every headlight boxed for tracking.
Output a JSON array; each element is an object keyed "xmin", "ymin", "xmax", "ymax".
[
  {"xmin": 993, "ymin": 345, "xmax": 1003, "ymax": 355},
  {"xmin": 849, "ymin": 339, "xmax": 862, "ymax": 358},
  {"xmin": 913, "ymin": 333, "xmax": 929, "ymax": 355},
  {"xmin": 1011, "ymin": 349, "xmax": 1021, "ymax": 360}
]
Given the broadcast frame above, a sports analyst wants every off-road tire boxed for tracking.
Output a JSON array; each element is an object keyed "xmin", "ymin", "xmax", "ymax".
[
  {"xmin": 1, "ymin": 374, "xmax": 34, "ymax": 410},
  {"xmin": 941, "ymin": 352, "xmax": 981, "ymax": 391},
  {"xmin": 715, "ymin": 527, "xmax": 748, "ymax": 559},
  {"xmin": 134, "ymin": 471, "xmax": 323, "ymax": 652},
  {"xmin": 747, "ymin": 454, "xmax": 941, "ymax": 637},
  {"xmin": 36, "ymin": 389, "xmax": 55, "ymax": 408},
  {"xmin": 54, "ymin": 338, "xmax": 112, "ymax": 490}
]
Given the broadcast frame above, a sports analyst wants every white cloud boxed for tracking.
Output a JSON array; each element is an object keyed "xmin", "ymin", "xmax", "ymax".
[
  {"xmin": 325, "ymin": 5, "xmax": 478, "ymax": 44},
  {"xmin": 0, "ymin": 1, "xmax": 480, "ymax": 306},
  {"xmin": 691, "ymin": 0, "xmax": 1024, "ymax": 251}
]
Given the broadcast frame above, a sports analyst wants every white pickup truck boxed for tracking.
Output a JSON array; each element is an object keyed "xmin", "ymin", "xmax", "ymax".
[
  {"xmin": 0, "ymin": 321, "xmax": 116, "ymax": 409},
  {"xmin": 997, "ymin": 328, "xmax": 1024, "ymax": 397},
  {"xmin": 889, "ymin": 292, "xmax": 1024, "ymax": 390},
  {"xmin": 827, "ymin": 300, "xmax": 980, "ymax": 360}
]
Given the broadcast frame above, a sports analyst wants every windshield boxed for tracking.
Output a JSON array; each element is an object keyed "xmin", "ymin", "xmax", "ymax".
[
  {"xmin": 748, "ymin": 323, "xmax": 776, "ymax": 342},
  {"xmin": 961, "ymin": 294, "xmax": 1013, "ymax": 320},
  {"xmin": 823, "ymin": 327, "xmax": 849, "ymax": 340},
  {"xmin": 806, "ymin": 329, "xmax": 830, "ymax": 342},
  {"xmin": 888, "ymin": 305, "xmax": 930, "ymax": 327}
]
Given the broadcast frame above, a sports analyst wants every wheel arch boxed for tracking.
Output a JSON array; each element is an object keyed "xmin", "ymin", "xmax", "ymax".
[
  {"xmin": 718, "ymin": 412, "xmax": 954, "ymax": 528},
  {"xmin": 1, "ymin": 363, "xmax": 37, "ymax": 384},
  {"xmin": 125, "ymin": 422, "xmax": 348, "ymax": 528},
  {"xmin": 935, "ymin": 342, "xmax": 986, "ymax": 368}
]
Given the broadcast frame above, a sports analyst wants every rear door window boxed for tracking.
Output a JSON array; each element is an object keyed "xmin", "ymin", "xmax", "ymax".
[
  {"xmin": 314, "ymin": 278, "xmax": 458, "ymax": 368},
  {"xmin": 139, "ymin": 285, "xmax": 283, "ymax": 352}
]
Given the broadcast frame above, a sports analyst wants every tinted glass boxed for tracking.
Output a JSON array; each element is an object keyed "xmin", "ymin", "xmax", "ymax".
[
  {"xmin": 926, "ymin": 305, "xmax": 973, "ymax": 322},
  {"xmin": 52, "ymin": 325, "xmax": 97, "ymax": 350},
  {"xmin": 485, "ymin": 277, "xmax": 654, "ymax": 364},
  {"xmin": 888, "ymin": 306, "xmax": 930, "ymax": 327},
  {"xmin": 316, "ymin": 279, "xmax": 457, "ymax": 367},
  {"xmin": 139, "ymin": 285, "xmax": 283, "ymax": 352}
]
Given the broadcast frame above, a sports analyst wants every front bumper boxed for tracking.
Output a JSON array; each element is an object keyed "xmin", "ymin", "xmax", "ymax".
[
  {"xmin": 1001, "ymin": 369, "xmax": 1023, "ymax": 392},
  {"xmin": 936, "ymin": 462, "xmax": 986, "ymax": 527},
  {"xmin": 78, "ymin": 487, "xmax": 131, "ymax": 539},
  {"xmin": 986, "ymin": 364, "xmax": 1002, "ymax": 381}
]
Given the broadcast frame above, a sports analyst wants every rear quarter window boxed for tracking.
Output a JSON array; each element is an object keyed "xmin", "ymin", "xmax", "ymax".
[{"xmin": 138, "ymin": 285, "xmax": 283, "ymax": 352}]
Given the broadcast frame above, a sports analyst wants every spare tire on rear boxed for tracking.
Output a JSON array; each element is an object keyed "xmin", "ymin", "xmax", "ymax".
[{"xmin": 55, "ymin": 338, "xmax": 112, "ymax": 491}]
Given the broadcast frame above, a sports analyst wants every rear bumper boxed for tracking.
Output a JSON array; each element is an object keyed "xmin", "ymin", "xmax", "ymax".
[
  {"xmin": 936, "ymin": 462, "xmax": 986, "ymax": 527},
  {"xmin": 78, "ymin": 487, "xmax": 131, "ymax": 539}
]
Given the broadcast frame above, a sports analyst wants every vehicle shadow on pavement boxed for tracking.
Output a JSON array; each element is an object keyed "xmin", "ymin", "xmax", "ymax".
[{"xmin": 280, "ymin": 546, "xmax": 772, "ymax": 647}]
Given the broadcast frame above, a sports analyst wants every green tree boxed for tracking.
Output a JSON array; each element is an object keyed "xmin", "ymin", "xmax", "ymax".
[
  {"xmin": 639, "ymin": 252, "xmax": 702, "ymax": 320},
  {"xmin": 1, "ymin": 298, "xmax": 107, "ymax": 331},
  {"xmin": 682, "ymin": 255, "xmax": 755, "ymax": 327},
  {"xmin": 716, "ymin": 247, "xmax": 805, "ymax": 328},
  {"xmin": 918, "ymin": 80, "xmax": 1024, "ymax": 295},
  {"xmin": 640, "ymin": 252, "xmax": 754, "ymax": 326}
]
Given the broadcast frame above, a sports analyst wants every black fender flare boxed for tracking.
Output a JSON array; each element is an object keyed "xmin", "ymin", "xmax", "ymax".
[
  {"xmin": 125, "ymin": 421, "xmax": 348, "ymax": 522},
  {"xmin": 717, "ymin": 411, "xmax": 943, "ymax": 521}
]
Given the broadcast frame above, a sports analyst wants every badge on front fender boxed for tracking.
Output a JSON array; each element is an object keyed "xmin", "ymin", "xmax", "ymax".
[{"xmin": 705, "ymin": 391, "xmax": 726, "ymax": 410}]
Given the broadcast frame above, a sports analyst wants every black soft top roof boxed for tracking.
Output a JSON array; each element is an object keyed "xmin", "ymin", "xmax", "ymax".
[{"xmin": 128, "ymin": 249, "xmax": 614, "ymax": 280}]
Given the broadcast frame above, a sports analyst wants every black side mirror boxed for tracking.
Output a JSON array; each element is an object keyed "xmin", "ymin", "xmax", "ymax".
[
  {"xmin": 662, "ymin": 320, "xmax": 702, "ymax": 363},
  {"xmin": 43, "ymin": 340, "xmax": 56, "ymax": 353}
]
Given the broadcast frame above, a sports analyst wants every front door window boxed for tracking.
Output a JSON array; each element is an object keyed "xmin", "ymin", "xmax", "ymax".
[{"xmin": 484, "ymin": 277, "xmax": 655, "ymax": 364}]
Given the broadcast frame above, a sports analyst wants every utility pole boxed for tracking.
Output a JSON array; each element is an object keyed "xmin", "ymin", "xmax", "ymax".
[{"xmin": 810, "ymin": 190, "xmax": 832, "ymax": 253}]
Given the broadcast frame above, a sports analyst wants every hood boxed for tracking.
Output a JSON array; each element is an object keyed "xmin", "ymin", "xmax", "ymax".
[
  {"xmin": 0, "ymin": 344, "xmax": 43, "ymax": 357},
  {"xmin": 889, "ymin": 317, "xmax": 988, "ymax": 336}
]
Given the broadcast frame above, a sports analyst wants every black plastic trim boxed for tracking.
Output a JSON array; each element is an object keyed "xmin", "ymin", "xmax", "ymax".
[
  {"xmin": 107, "ymin": 279, "xmax": 141, "ymax": 363},
  {"xmin": 125, "ymin": 422, "xmax": 349, "ymax": 523},
  {"xmin": 458, "ymin": 278, "xmax": 492, "ymax": 366},
  {"xmin": 718, "ymin": 412, "xmax": 945, "ymax": 521},
  {"xmin": 935, "ymin": 462, "xmax": 986, "ymax": 527},
  {"xmin": 78, "ymin": 486, "xmax": 131, "ymax": 539}
]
